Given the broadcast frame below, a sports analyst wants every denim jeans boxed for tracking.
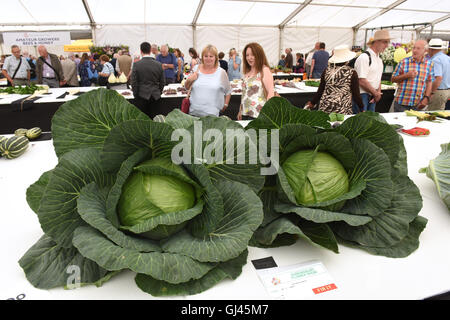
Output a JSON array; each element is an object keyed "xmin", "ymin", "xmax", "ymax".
[{"xmin": 352, "ymin": 93, "xmax": 376, "ymax": 114}]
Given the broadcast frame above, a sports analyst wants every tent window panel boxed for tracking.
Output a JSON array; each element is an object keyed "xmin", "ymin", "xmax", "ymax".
[
  {"xmin": 311, "ymin": 0, "xmax": 396, "ymax": 7},
  {"xmin": 289, "ymin": 5, "xmax": 380, "ymax": 27},
  {"xmin": 197, "ymin": 0, "xmax": 254, "ymax": 25},
  {"xmin": 87, "ymin": 0, "xmax": 145, "ymax": 24},
  {"xmin": 364, "ymin": 10, "xmax": 448, "ymax": 28},
  {"xmin": 396, "ymin": 0, "xmax": 450, "ymax": 12},
  {"xmin": 145, "ymin": 0, "xmax": 200, "ymax": 24},
  {"xmin": 20, "ymin": 0, "xmax": 90, "ymax": 23}
]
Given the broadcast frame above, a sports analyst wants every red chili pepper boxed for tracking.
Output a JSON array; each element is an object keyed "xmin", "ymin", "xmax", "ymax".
[{"xmin": 401, "ymin": 127, "xmax": 430, "ymax": 136}]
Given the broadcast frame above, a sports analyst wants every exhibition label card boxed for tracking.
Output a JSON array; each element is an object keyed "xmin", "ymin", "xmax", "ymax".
[{"xmin": 254, "ymin": 260, "xmax": 338, "ymax": 299}]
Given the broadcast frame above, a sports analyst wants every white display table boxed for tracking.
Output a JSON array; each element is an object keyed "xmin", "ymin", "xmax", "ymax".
[{"xmin": 1, "ymin": 112, "xmax": 449, "ymax": 300}]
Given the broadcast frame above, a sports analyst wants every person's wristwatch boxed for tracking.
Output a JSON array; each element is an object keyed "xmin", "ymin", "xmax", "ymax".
[{"xmin": 422, "ymin": 95, "xmax": 430, "ymax": 103}]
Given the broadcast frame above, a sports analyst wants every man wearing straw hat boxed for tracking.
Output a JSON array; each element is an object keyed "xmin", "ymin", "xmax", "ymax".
[
  {"xmin": 427, "ymin": 38, "xmax": 450, "ymax": 111},
  {"xmin": 352, "ymin": 29, "xmax": 391, "ymax": 113}
]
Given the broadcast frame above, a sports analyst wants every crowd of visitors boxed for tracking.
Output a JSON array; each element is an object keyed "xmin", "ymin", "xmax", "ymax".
[{"xmin": 1, "ymin": 33, "xmax": 449, "ymax": 118}]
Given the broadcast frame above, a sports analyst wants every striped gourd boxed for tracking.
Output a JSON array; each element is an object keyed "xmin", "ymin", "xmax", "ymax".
[
  {"xmin": 26, "ymin": 127, "xmax": 42, "ymax": 140},
  {"xmin": 0, "ymin": 136, "xmax": 6, "ymax": 156},
  {"xmin": 0, "ymin": 136, "xmax": 29, "ymax": 159},
  {"xmin": 14, "ymin": 128, "xmax": 28, "ymax": 137}
]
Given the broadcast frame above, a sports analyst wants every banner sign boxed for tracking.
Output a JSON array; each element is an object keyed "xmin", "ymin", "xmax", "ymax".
[{"xmin": 3, "ymin": 32, "xmax": 71, "ymax": 46}]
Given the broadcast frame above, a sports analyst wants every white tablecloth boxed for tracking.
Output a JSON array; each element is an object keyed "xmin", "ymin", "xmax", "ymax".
[
  {"xmin": 1, "ymin": 113, "xmax": 449, "ymax": 300},
  {"xmin": 0, "ymin": 82, "xmax": 397, "ymax": 106}
]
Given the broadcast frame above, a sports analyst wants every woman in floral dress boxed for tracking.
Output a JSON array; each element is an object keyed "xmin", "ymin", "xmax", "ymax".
[{"xmin": 238, "ymin": 42, "xmax": 275, "ymax": 120}]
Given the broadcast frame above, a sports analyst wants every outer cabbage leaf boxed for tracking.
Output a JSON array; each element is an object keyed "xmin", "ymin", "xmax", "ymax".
[
  {"xmin": 100, "ymin": 119, "xmax": 175, "ymax": 173},
  {"xmin": 26, "ymin": 169, "xmax": 53, "ymax": 214},
  {"xmin": 332, "ymin": 175, "xmax": 424, "ymax": 249},
  {"xmin": 36, "ymin": 148, "xmax": 115, "ymax": 248},
  {"xmin": 164, "ymin": 108, "xmax": 198, "ymax": 130},
  {"xmin": 52, "ymin": 88, "xmax": 148, "ymax": 158},
  {"xmin": 336, "ymin": 114, "xmax": 400, "ymax": 167},
  {"xmin": 72, "ymin": 226, "xmax": 216, "ymax": 284},
  {"xmin": 18, "ymin": 234, "xmax": 111, "ymax": 289},
  {"xmin": 420, "ymin": 143, "xmax": 450, "ymax": 210},
  {"xmin": 337, "ymin": 216, "xmax": 427, "ymax": 258},
  {"xmin": 246, "ymin": 96, "xmax": 331, "ymax": 130},
  {"xmin": 183, "ymin": 116, "xmax": 265, "ymax": 193},
  {"xmin": 134, "ymin": 250, "xmax": 248, "ymax": 297}
]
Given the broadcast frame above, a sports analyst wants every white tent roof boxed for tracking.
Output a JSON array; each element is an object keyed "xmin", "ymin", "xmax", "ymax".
[
  {"xmin": 1, "ymin": 0, "xmax": 449, "ymax": 31},
  {"xmin": 1, "ymin": 0, "xmax": 448, "ymax": 66}
]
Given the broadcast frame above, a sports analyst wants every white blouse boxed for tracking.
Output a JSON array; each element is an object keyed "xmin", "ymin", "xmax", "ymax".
[{"xmin": 189, "ymin": 65, "xmax": 232, "ymax": 117}]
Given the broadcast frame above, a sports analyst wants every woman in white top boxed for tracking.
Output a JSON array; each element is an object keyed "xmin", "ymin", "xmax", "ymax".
[
  {"xmin": 184, "ymin": 45, "xmax": 231, "ymax": 117},
  {"xmin": 238, "ymin": 42, "xmax": 275, "ymax": 120}
]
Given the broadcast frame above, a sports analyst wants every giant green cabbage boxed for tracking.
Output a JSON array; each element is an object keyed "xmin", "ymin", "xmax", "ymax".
[{"xmin": 247, "ymin": 97, "xmax": 427, "ymax": 258}]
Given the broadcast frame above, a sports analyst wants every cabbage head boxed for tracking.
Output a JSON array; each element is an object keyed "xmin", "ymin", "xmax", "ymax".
[
  {"xmin": 19, "ymin": 89, "xmax": 264, "ymax": 297},
  {"xmin": 282, "ymin": 150, "xmax": 349, "ymax": 208},
  {"xmin": 247, "ymin": 97, "xmax": 427, "ymax": 258},
  {"xmin": 117, "ymin": 158, "xmax": 198, "ymax": 239}
]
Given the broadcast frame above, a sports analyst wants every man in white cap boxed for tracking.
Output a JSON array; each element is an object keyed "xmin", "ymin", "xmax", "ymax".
[
  {"xmin": 352, "ymin": 29, "xmax": 391, "ymax": 113},
  {"xmin": 427, "ymin": 38, "xmax": 450, "ymax": 111}
]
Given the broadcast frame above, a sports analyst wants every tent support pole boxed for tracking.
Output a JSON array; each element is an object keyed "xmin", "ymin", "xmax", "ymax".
[
  {"xmin": 193, "ymin": 25, "xmax": 197, "ymax": 51},
  {"xmin": 352, "ymin": 27, "xmax": 358, "ymax": 47},
  {"xmin": 363, "ymin": 29, "xmax": 368, "ymax": 51},
  {"xmin": 192, "ymin": 0, "xmax": 204, "ymax": 50},
  {"xmin": 81, "ymin": 0, "xmax": 96, "ymax": 45},
  {"xmin": 91, "ymin": 25, "xmax": 96, "ymax": 45},
  {"xmin": 278, "ymin": 26, "xmax": 284, "ymax": 62},
  {"xmin": 353, "ymin": 0, "xmax": 407, "ymax": 30}
]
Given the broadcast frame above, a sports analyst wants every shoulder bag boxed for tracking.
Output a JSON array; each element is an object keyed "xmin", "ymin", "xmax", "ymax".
[
  {"xmin": 87, "ymin": 61, "xmax": 98, "ymax": 80},
  {"xmin": 39, "ymin": 56, "xmax": 60, "ymax": 81},
  {"xmin": 181, "ymin": 89, "xmax": 191, "ymax": 113}
]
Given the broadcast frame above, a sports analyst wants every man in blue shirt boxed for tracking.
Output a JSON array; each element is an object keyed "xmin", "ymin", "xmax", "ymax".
[
  {"xmin": 156, "ymin": 44, "xmax": 177, "ymax": 85},
  {"xmin": 310, "ymin": 42, "xmax": 329, "ymax": 79},
  {"xmin": 428, "ymin": 38, "xmax": 450, "ymax": 111}
]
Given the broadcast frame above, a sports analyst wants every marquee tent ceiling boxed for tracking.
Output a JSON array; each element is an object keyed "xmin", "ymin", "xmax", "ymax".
[{"xmin": 0, "ymin": 0, "xmax": 449, "ymax": 31}]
